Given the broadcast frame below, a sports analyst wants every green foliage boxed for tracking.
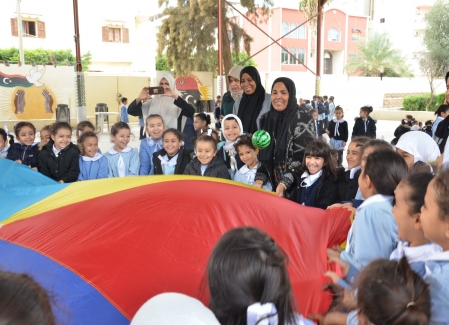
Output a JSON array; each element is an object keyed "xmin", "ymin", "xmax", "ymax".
[
  {"xmin": 156, "ymin": 55, "xmax": 171, "ymax": 71},
  {"xmin": 232, "ymin": 52, "xmax": 257, "ymax": 67},
  {"xmin": 0, "ymin": 47, "xmax": 91, "ymax": 71},
  {"xmin": 402, "ymin": 93, "xmax": 445, "ymax": 111}
]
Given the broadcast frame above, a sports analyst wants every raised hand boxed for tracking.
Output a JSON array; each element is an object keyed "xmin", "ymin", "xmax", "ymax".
[
  {"xmin": 161, "ymin": 87, "xmax": 178, "ymax": 100},
  {"xmin": 137, "ymin": 87, "xmax": 150, "ymax": 104},
  {"xmin": 42, "ymin": 89, "xmax": 54, "ymax": 113},
  {"xmin": 14, "ymin": 89, "xmax": 26, "ymax": 114}
]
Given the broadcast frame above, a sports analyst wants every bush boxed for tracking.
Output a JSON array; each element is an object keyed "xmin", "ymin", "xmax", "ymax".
[{"xmin": 402, "ymin": 93, "xmax": 445, "ymax": 111}]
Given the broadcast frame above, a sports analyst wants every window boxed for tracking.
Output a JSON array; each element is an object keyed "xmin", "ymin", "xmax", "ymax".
[
  {"xmin": 328, "ymin": 28, "xmax": 340, "ymax": 42},
  {"xmin": 290, "ymin": 48, "xmax": 297, "ymax": 64},
  {"xmin": 352, "ymin": 32, "xmax": 360, "ymax": 42},
  {"xmin": 282, "ymin": 22, "xmax": 289, "ymax": 37},
  {"xmin": 102, "ymin": 27, "xmax": 129, "ymax": 43},
  {"xmin": 290, "ymin": 23, "xmax": 298, "ymax": 38},
  {"xmin": 299, "ymin": 24, "xmax": 306, "ymax": 39},
  {"xmin": 297, "ymin": 48, "xmax": 305, "ymax": 64},
  {"xmin": 281, "ymin": 48, "xmax": 289, "ymax": 64},
  {"xmin": 10, "ymin": 19, "xmax": 45, "ymax": 38}
]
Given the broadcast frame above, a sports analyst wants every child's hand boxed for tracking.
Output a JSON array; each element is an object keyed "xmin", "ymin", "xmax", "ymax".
[
  {"xmin": 327, "ymin": 203, "xmax": 343, "ymax": 209},
  {"xmin": 31, "ymin": 167, "xmax": 38, "ymax": 171},
  {"xmin": 328, "ymin": 255, "xmax": 350, "ymax": 277},
  {"xmin": 58, "ymin": 180, "xmax": 65, "ymax": 184},
  {"xmin": 253, "ymin": 180, "xmax": 263, "ymax": 189},
  {"xmin": 327, "ymin": 248, "xmax": 341, "ymax": 260},
  {"xmin": 275, "ymin": 183, "xmax": 286, "ymax": 197},
  {"xmin": 325, "ymin": 271, "xmax": 342, "ymax": 284},
  {"xmin": 15, "ymin": 159, "xmax": 22, "ymax": 164}
]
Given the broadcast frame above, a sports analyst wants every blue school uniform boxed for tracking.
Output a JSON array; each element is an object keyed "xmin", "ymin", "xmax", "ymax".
[
  {"xmin": 234, "ymin": 163, "xmax": 272, "ymax": 191},
  {"xmin": 424, "ymin": 251, "xmax": 449, "ymax": 325},
  {"xmin": 78, "ymin": 153, "xmax": 109, "ymax": 181},
  {"xmin": 340, "ymin": 194, "xmax": 397, "ymax": 283},
  {"xmin": 0, "ymin": 146, "xmax": 8, "ymax": 158},
  {"xmin": 139, "ymin": 137, "xmax": 163, "ymax": 175},
  {"xmin": 120, "ymin": 104, "xmax": 129, "ymax": 123},
  {"xmin": 104, "ymin": 146, "xmax": 139, "ymax": 177}
]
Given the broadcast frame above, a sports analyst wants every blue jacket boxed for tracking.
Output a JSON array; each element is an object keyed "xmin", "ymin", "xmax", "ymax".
[
  {"xmin": 6, "ymin": 142, "xmax": 40, "ymax": 168},
  {"xmin": 341, "ymin": 195, "xmax": 397, "ymax": 282},
  {"xmin": 120, "ymin": 104, "xmax": 129, "ymax": 123},
  {"xmin": 78, "ymin": 155, "xmax": 109, "ymax": 181},
  {"xmin": 424, "ymin": 252, "xmax": 449, "ymax": 325},
  {"xmin": 139, "ymin": 137, "xmax": 163, "ymax": 175}
]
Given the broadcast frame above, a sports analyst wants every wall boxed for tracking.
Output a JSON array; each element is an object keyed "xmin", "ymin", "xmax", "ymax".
[{"xmin": 324, "ymin": 9, "xmax": 346, "ymax": 51}]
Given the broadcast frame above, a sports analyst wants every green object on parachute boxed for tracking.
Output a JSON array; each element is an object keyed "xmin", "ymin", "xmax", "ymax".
[{"xmin": 252, "ymin": 130, "xmax": 271, "ymax": 149}]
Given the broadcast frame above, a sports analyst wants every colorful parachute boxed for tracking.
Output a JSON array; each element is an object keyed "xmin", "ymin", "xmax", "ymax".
[{"xmin": 0, "ymin": 159, "xmax": 351, "ymax": 324}]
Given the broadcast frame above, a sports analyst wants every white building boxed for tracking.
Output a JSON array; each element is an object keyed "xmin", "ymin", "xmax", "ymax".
[{"xmin": 0, "ymin": 0, "xmax": 159, "ymax": 77}]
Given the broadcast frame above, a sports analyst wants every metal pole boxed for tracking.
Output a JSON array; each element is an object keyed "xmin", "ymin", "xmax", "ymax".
[
  {"xmin": 218, "ymin": 0, "xmax": 223, "ymax": 96},
  {"xmin": 316, "ymin": 1, "xmax": 323, "ymax": 96},
  {"xmin": 16, "ymin": 0, "xmax": 25, "ymax": 64},
  {"xmin": 73, "ymin": 0, "xmax": 86, "ymax": 122}
]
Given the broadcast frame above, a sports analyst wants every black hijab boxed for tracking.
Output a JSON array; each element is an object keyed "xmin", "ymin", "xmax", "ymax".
[
  {"xmin": 259, "ymin": 77, "xmax": 298, "ymax": 164},
  {"xmin": 237, "ymin": 66, "xmax": 266, "ymax": 134}
]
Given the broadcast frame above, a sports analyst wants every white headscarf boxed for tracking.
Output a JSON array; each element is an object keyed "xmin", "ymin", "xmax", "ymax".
[
  {"xmin": 396, "ymin": 131, "xmax": 440, "ymax": 164},
  {"xmin": 443, "ymin": 140, "xmax": 449, "ymax": 167},
  {"xmin": 143, "ymin": 73, "xmax": 181, "ymax": 130},
  {"xmin": 222, "ymin": 114, "xmax": 243, "ymax": 154},
  {"xmin": 130, "ymin": 293, "xmax": 220, "ymax": 325},
  {"xmin": 228, "ymin": 66, "xmax": 244, "ymax": 101}
]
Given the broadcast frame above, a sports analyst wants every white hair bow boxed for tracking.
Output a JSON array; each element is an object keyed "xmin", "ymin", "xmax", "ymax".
[{"xmin": 247, "ymin": 303, "xmax": 278, "ymax": 325}]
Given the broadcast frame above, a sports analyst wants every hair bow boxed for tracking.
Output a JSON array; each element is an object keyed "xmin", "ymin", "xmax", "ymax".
[{"xmin": 247, "ymin": 302, "xmax": 278, "ymax": 325}]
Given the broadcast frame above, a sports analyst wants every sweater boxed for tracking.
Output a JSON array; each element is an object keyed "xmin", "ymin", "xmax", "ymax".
[
  {"xmin": 139, "ymin": 137, "xmax": 163, "ymax": 175},
  {"xmin": 220, "ymin": 91, "xmax": 235, "ymax": 117},
  {"xmin": 327, "ymin": 119, "xmax": 348, "ymax": 142},
  {"xmin": 183, "ymin": 155, "xmax": 231, "ymax": 179},
  {"xmin": 6, "ymin": 142, "xmax": 40, "ymax": 168},
  {"xmin": 78, "ymin": 154, "xmax": 109, "ymax": 180},
  {"xmin": 152, "ymin": 146, "xmax": 192, "ymax": 175},
  {"xmin": 352, "ymin": 116, "xmax": 376, "ymax": 138},
  {"xmin": 336, "ymin": 167, "xmax": 361, "ymax": 202},
  {"xmin": 38, "ymin": 141, "xmax": 80, "ymax": 183}
]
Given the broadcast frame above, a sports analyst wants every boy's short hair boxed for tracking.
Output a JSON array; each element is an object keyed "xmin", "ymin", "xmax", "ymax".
[
  {"xmin": 310, "ymin": 109, "xmax": 318, "ymax": 114},
  {"xmin": 121, "ymin": 97, "xmax": 128, "ymax": 103}
]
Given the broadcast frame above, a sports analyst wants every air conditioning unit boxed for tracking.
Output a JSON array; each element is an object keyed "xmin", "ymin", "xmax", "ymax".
[{"xmin": 413, "ymin": 31, "xmax": 420, "ymax": 37}]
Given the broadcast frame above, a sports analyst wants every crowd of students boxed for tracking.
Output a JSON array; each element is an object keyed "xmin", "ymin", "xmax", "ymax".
[{"xmin": 1, "ymin": 66, "xmax": 449, "ymax": 325}]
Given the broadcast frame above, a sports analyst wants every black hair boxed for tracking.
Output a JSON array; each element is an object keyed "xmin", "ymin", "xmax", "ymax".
[
  {"xmin": 191, "ymin": 129, "xmax": 219, "ymax": 147},
  {"xmin": 310, "ymin": 109, "xmax": 318, "ymax": 115},
  {"xmin": 145, "ymin": 114, "xmax": 164, "ymax": 126},
  {"xmin": 360, "ymin": 105, "xmax": 373, "ymax": 115},
  {"xmin": 195, "ymin": 112, "xmax": 212, "ymax": 126},
  {"xmin": 425, "ymin": 120, "xmax": 432, "ymax": 126},
  {"xmin": 323, "ymin": 95, "xmax": 328, "ymax": 100},
  {"xmin": 78, "ymin": 131, "xmax": 98, "ymax": 155},
  {"xmin": 121, "ymin": 97, "xmax": 128, "ymax": 103},
  {"xmin": 14, "ymin": 121, "xmax": 36, "ymax": 137},
  {"xmin": 207, "ymin": 227, "xmax": 297, "ymax": 325},
  {"xmin": 357, "ymin": 257, "xmax": 430, "ymax": 325},
  {"xmin": 305, "ymin": 100, "xmax": 311, "ymax": 104},
  {"xmin": 110, "ymin": 121, "xmax": 130, "ymax": 136},
  {"xmin": 76, "ymin": 120, "xmax": 96, "ymax": 138},
  {"xmin": 361, "ymin": 139, "xmax": 393, "ymax": 156},
  {"xmin": 445, "ymin": 71, "xmax": 449, "ymax": 84},
  {"xmin": 363, "ymin": 149, "xmax": 408, "ymax": 196},
  {"xmin": 0, "ymin": 271, "xmax": 56, "ymax": 325},
  {"xmin": 51, "ymin": 122, "xmax": 72, "ymax": 135},
  {"xmin": 162, "ymin": 128, "xmax": 182, "ymax": 141},
  {"xmin": 195, "ymin": 132, "xmax": 218, "ymax": 149},
  {"xmin": 400, "ymin": 173, "xmax": 434, "ymax": 215},
  {"xmin": 334, "ymin": 105, "xmax": 344, "ymax": 117},
  {"xmin": 234, "ymin": 134, "xmax": 256, "ymax": 152},
  {"xmin": 0, "ymin": 128, "xmax": 7, "ymax": 143},
  {"xmin": 302, "ymin": 140, "xmax": 337, "ymax": 178},
  {"xmin": 434, "ymin": 104, "xmax": 449, "ymax": 116},
  {"xmin": 434, "ymin": 168, "xmax": 449, "ymax": 221},
  {"xmin": 351, "ymin": 136, "xmax": 371, "ymax": 150}
]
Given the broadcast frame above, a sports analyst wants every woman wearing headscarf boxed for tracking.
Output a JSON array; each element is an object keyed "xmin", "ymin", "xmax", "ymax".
[
  {"xmin": 220, "ymin": 66, "xmax": 243, "ymax": 119},
  {"xmin": 128, "ymin": 73, "xmax": 195, "ymax": 132},
  {"xmin": 232, "ymin": 66, "xmax": 271, "ymax": 134},
  {"xmin": 254, "ymin": 77, "xmax": 315, "ymax": 191},
  {"xmin": 396, "ymin": 131, "xmax": 440, "ymax": 173}
]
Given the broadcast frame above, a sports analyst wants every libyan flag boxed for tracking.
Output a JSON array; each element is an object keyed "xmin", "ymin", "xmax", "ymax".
[{"xmin": 0, "ymin": 71, "xmax": 33, "ymax": 88}]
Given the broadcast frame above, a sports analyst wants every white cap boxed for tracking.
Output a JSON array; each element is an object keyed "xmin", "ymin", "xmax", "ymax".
[{"xmin": 130, "ymin": 293, "xmax": 220, "ymax": 325}]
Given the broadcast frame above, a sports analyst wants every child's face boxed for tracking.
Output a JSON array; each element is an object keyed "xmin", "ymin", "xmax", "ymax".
[
  {"xmin": 17, "ymin": 126, "xmax": 35, "ymax": 146},
  {"xmin": 393, "ymin": 182, "xmax": 420, "ymax": 244},
  {"xmin": 40, "ymin": 129, "xmax": 51, "ymax": 144},
  {"xmin": 396, "ymin": 148, "xmax": 414, "ymax": 171},
  {"xmin": 193, "ymin": 116, "xmax": 206, "ymax": 131},
  {"xmin": 334, "ymin": 110, "xmax": 343, "ymax": 120},
  {"xmin": 305, "ymin": 155, "xmax": 324, "ymax": 175},
  {"xmin": 421, "ymin": 179, "xmax": 449, "ymax": 248},
  {"xmin": 146, "ymin": 117, "xmax": 164, "ymax": 140},
  {"xmin": 346, "ymin": 142, "xmax": 362, "ymax": 169},
  {"xmin": 361, "ymin": 146, "xmax": 375, "ymax": 169},
  {"xmin": 0, "ymin": 136, "xmax": 6, "ymax": 151},
  {"xmin": 196, "ymin": 140, "xmax": 217, "ymax": 166},
  {"xmin": 163, "ymin": 132, "xmax": 182, "ymax": 156},
  {"xmin": 110, "ymin": 128, "xmax": 131, "ymax": 151},
  {"xmin": 359, "ymin": 109, "xmax": 368, "ymax": 118},
  {"xmin": 312, "ymin": 112, "xmax": 318, "ymax": 120},
  {"xmin": 82, "ymin": 136, "xmax": 99, "ymax": 158},
  {"xmin": 223, "ymin": 119, "xmax": 241, "ymax": 141},
  {"xmin": 51, "ymin": 128, "xmax": 72, "ymax": 150},
  {"xmin": 358, "ymin": 170, "xmax": 372, "ymax": 199},
  {"xmin": 238, "ymin": 145, "xmax": 259, "ymax": 169}
]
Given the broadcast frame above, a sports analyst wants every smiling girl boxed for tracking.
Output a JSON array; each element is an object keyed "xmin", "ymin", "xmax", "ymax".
[
  {"xmin": 326, "ymin": 106, "xmax": 348, "ymax": 166},
  {"xmin": 184, "ymin": 132, "xmax": 230, "ymax": 179},
  {"xmin": 140, "ymin": 114, "xmax": 165, "ymax": 175},
  {"xmin": 7, "ymin": 122, "xmax": 40, "ymax": 170},
  {"xmin": 104, "ymin": 122, "xmax": 139, "ymax": 177},
  {"xmin": 217, "ymin": 114, "xmax": 244, "ymax": 178},
  {"xmin": 77, "ymin": 131, "xmax": 108, "ymax": 181},
  {"xmin": 153, "ymin": 128, "xmax": 191, "ymax": 175},
  {"xmin": 39, "ymin": 122, "xmax": 80, "ymax": 183}
]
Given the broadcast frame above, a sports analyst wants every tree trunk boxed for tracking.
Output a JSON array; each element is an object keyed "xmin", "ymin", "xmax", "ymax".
[
  {"xmin": 221, "ymin": 16, "xmax": 232, "ymax": 90},
  {"xmin": 427, "ymin": 83, "xmax": 434, "ymax": 112}
]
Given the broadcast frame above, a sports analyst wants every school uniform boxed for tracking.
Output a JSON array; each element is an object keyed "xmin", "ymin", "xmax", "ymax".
[
  {"xmin": 120, "ymin": 104, "xmax": 129, "ymax": 123},
  {"xmin": 352, "ymin": 116, "xmax": 376, "ymax": 138},
  {"xmin": 424, "ymin": 251, "xmax": 449, "ymax": 325},
  {"xmin": 312, "ymin": 119, "xmax": 324, "ymax": 138},
  {"xmin": 104, "ymin": 146, "xmax": 139, "ymax": 177},
  {"xmin": 6, "ymin": 142, "xmax": 40, "ymax": 168},
  {"xmin": 217, "ymin": 142, "xmax": 244, "ymax": 179},
  {"xmin": 432, "ymin": 116, "xmax": 444, "ymax": 137},
  {"xmin": 323, "ymin": 100, "xmax": 330, "ymax": 128},
  {"xmin": 328, "ymin": 118, "xmax": 348, "ymax": 166},
  {"xmin": 0, "ymin": 146, "xmax": 9, "ymax": 158},
  {"xmin": 184, "ymin": 155, "xmax": 230, "ymax": 179},
  {"xmin": 78, "ymin": 153, "xmax": 109, "ymax": 181},
  {"xmin": 340, "ymin": 194, "xmax": 397, "ymax": 283},
  {"xmin": 336, "ymin": 166, "xmax": 361, "ymax": 202},
  {"xmin": 152, "ymin": 146, "xmax": 191, "ymax": 175},
  {"xmin": 234, "ymin": 163, "xmax": 272, "ymax": 191},
  {"xmin": 38, "ymin": 141, "xmax": 80, "ymax": 183},
  {"xmin": 139, "ymin": 137, "xmax": 163, "ymax": 175}
]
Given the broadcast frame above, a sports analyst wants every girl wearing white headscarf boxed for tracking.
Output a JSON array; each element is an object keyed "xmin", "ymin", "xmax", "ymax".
[
  {"xmin": 396, "ymin": 131, "xmax": 440, "ymax": 173},
  {"xmin": 220, "ymin": 66, "xmax": 243, "ymax": 118},
  {"xmin": 128, "ymin": 73, "xmax": 195, "ymax": 132}
]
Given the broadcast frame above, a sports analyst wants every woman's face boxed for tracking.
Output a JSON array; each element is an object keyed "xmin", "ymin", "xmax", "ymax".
[
  {"xmin": 271, "ymin": 82, "xmax": 289, "ymax": 112},
  {"xmin": 159, "ymin": 78, "xmax": 170, "ymax": 90},
  {"xmin": 396, "ymin": 148, "xmax": 414, "ymax": 171},
  {"xmin": 240, "ymin": 73, "xmax": 257, "ymax": 95},
  {"xmin": 228, "ymin": 76, "xmax": 241, "ymax": 92}
]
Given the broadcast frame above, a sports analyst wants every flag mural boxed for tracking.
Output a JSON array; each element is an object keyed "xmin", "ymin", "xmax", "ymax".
[{"xmin": 0, "ymin": 159, "xmax": 351, "ymax": 325}]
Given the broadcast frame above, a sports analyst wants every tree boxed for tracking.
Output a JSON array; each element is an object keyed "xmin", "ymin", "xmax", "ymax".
[
  {"xmin": 299, "ymin": 0, "xmax": 333, "ymax": 37},
  {"xmin": 232, "ymin": 52, "xmax": 257, "ymax": 67},
  {"xmin": 345, "ymin": 32, "xmax": 413, "ymax": 77},
  {"xmin": 153, "ymin": 0, "xmax": 272, "ymax": 77},
  {"xmin": 156, "ymin": 55, "xmax": 171, "ymax": 71},
  {"xmin": 421, "ymin": 0, "xmax": 449, "ymax": 110}
]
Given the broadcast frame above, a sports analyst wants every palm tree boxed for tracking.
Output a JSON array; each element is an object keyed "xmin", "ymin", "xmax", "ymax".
[{"xmin": 345, "ymin": 32, "xmax": 413, "ymax": 77}]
